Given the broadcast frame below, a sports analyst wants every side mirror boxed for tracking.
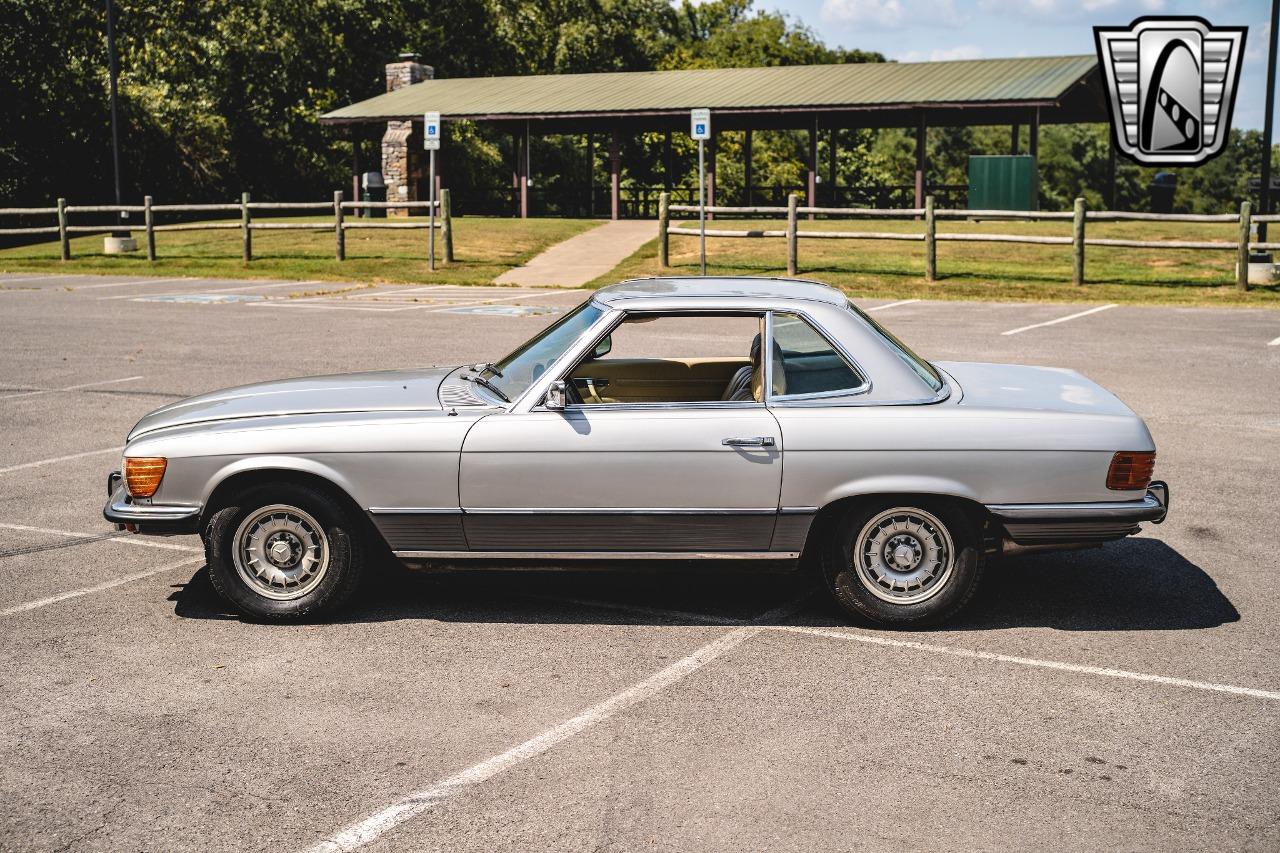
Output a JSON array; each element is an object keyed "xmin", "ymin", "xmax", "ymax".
[
  {"xmin": 544, "ymin": 380, "xmax": 567, "ymax": 411},
  {"xmin": 591, "ymin": 335, "xmax": 612, "ymax": 359}
]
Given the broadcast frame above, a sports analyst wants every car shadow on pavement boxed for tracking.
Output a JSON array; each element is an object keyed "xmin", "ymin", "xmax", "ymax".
[
  {"xmin": 169, "ymin": 538, "xmax": 1236, "ymax": 632},
  {"xmin": 946, "ymin": 538, "xmax": 1239, "ymax": 632}
]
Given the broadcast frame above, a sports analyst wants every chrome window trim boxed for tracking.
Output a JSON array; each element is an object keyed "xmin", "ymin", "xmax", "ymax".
[
  {"xmin": 765, "ymin": 308, "xmax": 873, "ymax": 403},
  {"xmin": 509, "ymin": 301, "xmax": 621, "ymax": 414},
  {"xmin": 395, "ymin": 550, "xmax": 800, "ymax": 560},
  {"xmin": 559, "ymin": 400, "xmax": 767, "ymax": 413}
]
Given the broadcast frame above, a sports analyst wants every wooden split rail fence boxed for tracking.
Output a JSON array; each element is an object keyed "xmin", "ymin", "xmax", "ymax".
[
  {"xmin": 656, "ymin": 192, "xmax": 1280, "ymax": 291},
  {"xmin": 0, "ymin": 191, "xmax": 455, "ymax": 263}
]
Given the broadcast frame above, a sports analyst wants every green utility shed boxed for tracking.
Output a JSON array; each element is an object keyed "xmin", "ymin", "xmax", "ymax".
[{"xmin": 968, "ymin": 155, "xmax": 1039, "ymax": 210}]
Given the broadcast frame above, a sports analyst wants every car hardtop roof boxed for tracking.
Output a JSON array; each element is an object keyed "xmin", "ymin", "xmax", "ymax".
[{"xmin": 592, "ymin": 276, "xmax": 847, "ymax": 307}]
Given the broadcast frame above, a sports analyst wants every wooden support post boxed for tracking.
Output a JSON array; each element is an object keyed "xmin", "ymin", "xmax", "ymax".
[
  {"xmin": 519, "ymin": 128, "xmax": 529, "ymax": 219},
  {"xmin": 658, "ymin": 191, "xmax": 670, "ymax": 268},
  {"xmin": 787, "ymin": 193, "xmax": 798, "ymax": 277},
  {"xmin": 442, "ymin": 188, "xmax": 454, "ymax": 263},
  {"xmin": 609, "ymin": 127, "xmax": 620, "ymax": 221},
  {"xmin": 914, "ymin": 113, "xmax": 927, "ymax": 211},
  {"xmin": 744, "ymin": 129, "xmax": 753, "ymax": 207},
  {"xmin": 828, "ymin": 128, "xmax": 838, "ymax": 205},
  {"xmin": 1238, "ymin": 200, "xmax": 1252, "ymax": 292},
  {"xmin": 512, "ymin": 132, "xmax": 521, "ymax": 217},
  {"xmin": 57, "ymin": 198, "xmax": 69, "ymax": 261},
  {"xmin": 707, "ymin": 132, "xmax": 717, "ymax": 219},
  {"xmin": 925, "ymin": 195, "xmax": 936, "ymax": 283},
  {"xmin": 1029, "ymin": 107, "xmax": 1041, "ymax": 210},
  {"xmin": 586, "ymin": 133, "xmax": 595, "ymax": 217},
  {"xmin": 1072, "ymin": 197, "xmax": 1086, "ymax": 286},
  {"xmin": 144, "ymin": 195, "xmax": 155, "ymax": 261},
  {"xmin": 663, "ymin": 129, "xmax": 673, "ymax": 196},
  {"xmin": 241, "ymin": 192, "xmax": 251, "ymax": 262},
  {"xmin": 1107, "ymin": 134, "xmax": 1117, "ymax": 211},
  {"xmin": 807, "ymin": 117, "xmax": 817, "ymax": 220},
  {"xmin": 334, "ymin": 190, "xmax": 345, "ymax": 261},
  {"xmin": 1010, "ymin": 123, "xmax": 1019, "ymax": 155},
  {"xmin": 351, "ymin": 132, "xmax": 362, "ymax": 207}
]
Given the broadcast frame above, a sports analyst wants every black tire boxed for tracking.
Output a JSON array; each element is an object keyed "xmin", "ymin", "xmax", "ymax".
[
  {"xmin": 819, "ymin": 499, "xmax": 984, "ymax": 628},
  {"xmin": 204, "ymin": 483, "xmax": 365, "ymax": 621}
]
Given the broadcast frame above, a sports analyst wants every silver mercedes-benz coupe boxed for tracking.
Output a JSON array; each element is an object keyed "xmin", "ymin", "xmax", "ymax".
[{"xmin": 104, "ymin": 277, "xmax": 1168, "ymax": 626}]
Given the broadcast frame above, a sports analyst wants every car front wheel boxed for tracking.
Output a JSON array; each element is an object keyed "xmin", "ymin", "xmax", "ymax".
[
  {"xmin": 820, "ymin": 501, "xmax": 983, "ymax": 627},
  {"xmin": 204, "ymin": 483, "xmax": 365, "ymax": 620}
]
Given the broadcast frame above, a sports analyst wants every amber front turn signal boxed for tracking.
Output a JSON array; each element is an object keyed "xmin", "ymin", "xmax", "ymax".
[
  {"xmin": 123, "ymin": 457, "xmax": 167, "ymax": 498},
  {"xmin": 1106, "ymin": 451, "xmax": 1155, "ymax": 491}
]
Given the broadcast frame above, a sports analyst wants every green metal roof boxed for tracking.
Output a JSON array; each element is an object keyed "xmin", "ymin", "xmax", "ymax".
[{"xmin": 321, "ymin": 55, "xmax": 1098, "ymax": 123}]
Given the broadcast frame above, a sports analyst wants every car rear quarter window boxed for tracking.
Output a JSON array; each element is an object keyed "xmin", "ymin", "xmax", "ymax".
[{"xmin": 771, "ymin": 312, "xmax": 866, "ymax": 397}]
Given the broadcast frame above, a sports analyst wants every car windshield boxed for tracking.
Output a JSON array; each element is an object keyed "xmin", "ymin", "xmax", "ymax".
[
  {"xmin": 845, "ymin": 300, "xmax": 944, "ymax": 393},
  {"xmin": 487, "ymin": 301, "xmax": 606, "ymax": 401}
]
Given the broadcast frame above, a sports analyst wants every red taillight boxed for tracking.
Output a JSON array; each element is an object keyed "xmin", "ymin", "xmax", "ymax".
[
  {"xmin": 1107, "ymin": 451, "xmax": 1155, "ymax": 491},
  {"xmin": 124, "ymin": 457, "xmax": 167, "ymax": 498}
]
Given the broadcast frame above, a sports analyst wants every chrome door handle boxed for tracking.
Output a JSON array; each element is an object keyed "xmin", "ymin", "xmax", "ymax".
[{"xmin": 722, "ymin": 436, "xmax": 776, "ymax": 447}]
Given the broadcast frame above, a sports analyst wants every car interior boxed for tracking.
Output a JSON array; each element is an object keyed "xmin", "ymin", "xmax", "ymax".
[{"xmin": 565, "ymin": 312, "xmax": 863, "ymax": 405}]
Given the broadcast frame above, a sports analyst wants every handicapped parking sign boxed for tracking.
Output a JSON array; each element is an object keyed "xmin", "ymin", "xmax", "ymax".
[
  {"xmin": 423, "ymin": 112, "xmax": 441, "ymax": 150},
  {"xmin": 690, "ymin": 108, "xmax": 711, "ymax": 140}
]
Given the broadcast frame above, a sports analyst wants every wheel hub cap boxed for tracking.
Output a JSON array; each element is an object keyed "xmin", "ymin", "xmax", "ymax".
[
  {"xmin": 853, "ymin": 508, "xmax": 955, "ymax": 605},
  {"xmin": 231, "ymin": 505, "xmax": 330, "ymax": 601}
]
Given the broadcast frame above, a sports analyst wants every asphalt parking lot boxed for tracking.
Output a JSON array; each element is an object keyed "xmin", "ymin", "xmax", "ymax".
[{"xmin": 1, "ymin": 272, "xmax": 1278, "ymax": 851}]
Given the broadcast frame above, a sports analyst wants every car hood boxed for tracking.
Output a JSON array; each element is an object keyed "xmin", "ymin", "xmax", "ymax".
[
  {"xmin": 128, "ymin": 367, "xmax": 454, "ymax": 439},
  {"xmin": 937, "ymin": 361, "xmax": 1136, "ymax": 417}
]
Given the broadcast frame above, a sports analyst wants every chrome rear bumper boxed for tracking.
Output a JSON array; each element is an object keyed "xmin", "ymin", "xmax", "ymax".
[{"xmin": 987, "ymin": 481, "xmax": 1169, "ymax": 546}]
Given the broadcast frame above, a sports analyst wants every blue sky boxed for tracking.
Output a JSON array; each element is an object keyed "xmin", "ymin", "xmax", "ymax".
[{"xmin": 752, "ymin": 0, "xmax": 1274, "ymax": 130}]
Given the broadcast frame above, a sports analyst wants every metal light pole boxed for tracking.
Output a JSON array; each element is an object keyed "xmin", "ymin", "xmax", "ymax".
[
  {"xmin": 1259, "ymin": 0, "xmax": 1279, "ymax": 245},
  {"xmin": 105, "ymin": 0, "xmax": 129, "ymax": 239}
]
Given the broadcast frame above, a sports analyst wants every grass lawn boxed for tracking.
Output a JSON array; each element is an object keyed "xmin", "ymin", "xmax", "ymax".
[
  {"xmin": 593, "ymin": 217, "xmax": 1280, "ymax": 307},
  {"xmin": 0, "ymin": 216, "xmax": 600, "ymax": 286}
]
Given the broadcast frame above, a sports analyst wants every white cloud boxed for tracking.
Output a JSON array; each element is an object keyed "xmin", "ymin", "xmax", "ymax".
[
  {"xmin": 897, "ymin": 44, "xmax": 985, "ymax": 62},
  {"xmin": 821, "ymin": 0, "xmax": 905, "ymax": 28},
  {"xmin": 820, "ymin": 0, "xmax": 965, "ymax": 29},
  {"xmin": 976, "ymin": 0, "xmax": 1168, "ymax": 21}
]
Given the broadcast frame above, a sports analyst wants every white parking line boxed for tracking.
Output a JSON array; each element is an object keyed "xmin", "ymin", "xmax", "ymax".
[
  {"xmin": 773, "ymin": 626, "xmax": 1280, "ymax": 703},
  {"xmin": 1002, "ymin": 304, "xmax": 1118, "ymax": 336},
  {"xmin": 301, "ymin": 596, "xmax": 808, "ymax": 853},
  {"xmin": 0, "ymin": 275, "xmax": 62, "ymax": 284},
  {"xmin": 0, "ymin": 523, "xmax": 201, "ymax": 553},
  {"xmin": 0, "ymin": 555, "xmax": 202, "ymax": 617},
  {"xmin": 1269, "ymin": 336, "xmax": 1280, "ymax": 347},
  {"xmin": 423, "ymin": 290, "xmax": 585, "ymax": 313},
  {"xmin": 76, "ymin": 277, "xmax": 192, "ymax": 290},
  {"xmin": 0, "ymin": 375, "xmax": 143, "ymax": 402},
  {"xmin": 0, "ymin": 447, "xmax": 122, "ymax": 475},
  {"xmin": 98, "ymin": 280, "xmax": 320, "ymax": 300},
  {"xmin": 866, "ymin": 299, "xmax": 921, "ymax": 312}
]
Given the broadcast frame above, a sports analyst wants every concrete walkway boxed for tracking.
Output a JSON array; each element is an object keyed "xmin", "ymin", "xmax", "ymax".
[{"xmin": 495, "ymin": 219, "xmax": 655, "ymax": 287}]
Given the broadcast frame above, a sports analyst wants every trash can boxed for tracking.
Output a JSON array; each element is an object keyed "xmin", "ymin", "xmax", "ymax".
[
  {"xmin": 361, "ymin": 172, "xmax": 386, "ymax": 218},
  {"xmin": 1149, "ymin": 171, "xmax": 1177, "ymax": 214}
]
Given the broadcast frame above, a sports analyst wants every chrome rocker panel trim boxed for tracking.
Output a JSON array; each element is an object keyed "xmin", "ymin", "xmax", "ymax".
[{"xmin": 394, "ymin": 550, "xmax": 801, "ymax": 560}]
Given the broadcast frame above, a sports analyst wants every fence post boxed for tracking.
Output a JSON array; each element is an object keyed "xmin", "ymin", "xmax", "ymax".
[
  {"xmin": 144, "ymin": 195, "xmax": 156, "ymax": 261},
  {"xmin": 441, "ymin": 188, "xmax": 454, "ymax": 263},
  {"xmin": 334, "ymin": 190, "xmax": 345, "ymax": 261},
  {"xmin": 1238, "ymin": 200, "xmax": 1252, "ymax": 292},
  {"xmin": 924, "ymin": 195, "xmax": 936, "ymax": 282},
  {"xmin": 658, "ymin": 191, "xmax": 670, "ymax": 268},
  {"xmin": 1072, "ymin": 197, "xmax": 1086, "ymax": 286},
  {"xmin": 787, "ymin": 193, "xmax": 799, "ymax": 276},
  {"xmin": 241, "ymin": 192, "xmax": 252, "ymax": 262},
  {"xmin": 57, "ymin": 198, "xmax": 69, "ymax": 261}
]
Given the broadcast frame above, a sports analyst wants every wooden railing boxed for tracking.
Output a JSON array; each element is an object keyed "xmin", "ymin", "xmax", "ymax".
[
  {"xmin": 0, "ymin": 191, "xmax": 455, "ymax": 263},
  {"xmin": 655, "ymin": 192, "xmax": 1280, "ymax": 291}
]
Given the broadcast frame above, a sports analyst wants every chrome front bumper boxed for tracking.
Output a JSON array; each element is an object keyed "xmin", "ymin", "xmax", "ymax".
[
  {"xmin": 986, "ymin": 481, "xmax": 1169, "ymax": 545},
  {"xmin": 103, "ymin": 472, "xmax": 202, "ymax": 535}
]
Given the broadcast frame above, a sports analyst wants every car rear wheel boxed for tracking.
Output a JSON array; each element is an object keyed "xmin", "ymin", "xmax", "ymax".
[
  {"xmin": 204, "ymin": 483, "xmax": 365, "ymax": 620},
  {"xmin": 820, "ymin": 500, "xmax": 983, "ymax": 627}
]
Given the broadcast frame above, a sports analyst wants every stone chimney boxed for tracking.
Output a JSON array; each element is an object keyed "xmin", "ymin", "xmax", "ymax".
[{"xmin": 382, "ymin": 52, "xmax": 434, "ymax": 213}]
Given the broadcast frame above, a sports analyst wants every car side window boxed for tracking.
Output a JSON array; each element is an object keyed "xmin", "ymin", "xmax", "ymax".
[{"xmin": 771, "ymin": 312, "xmax": 865, "ymax": 397}]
